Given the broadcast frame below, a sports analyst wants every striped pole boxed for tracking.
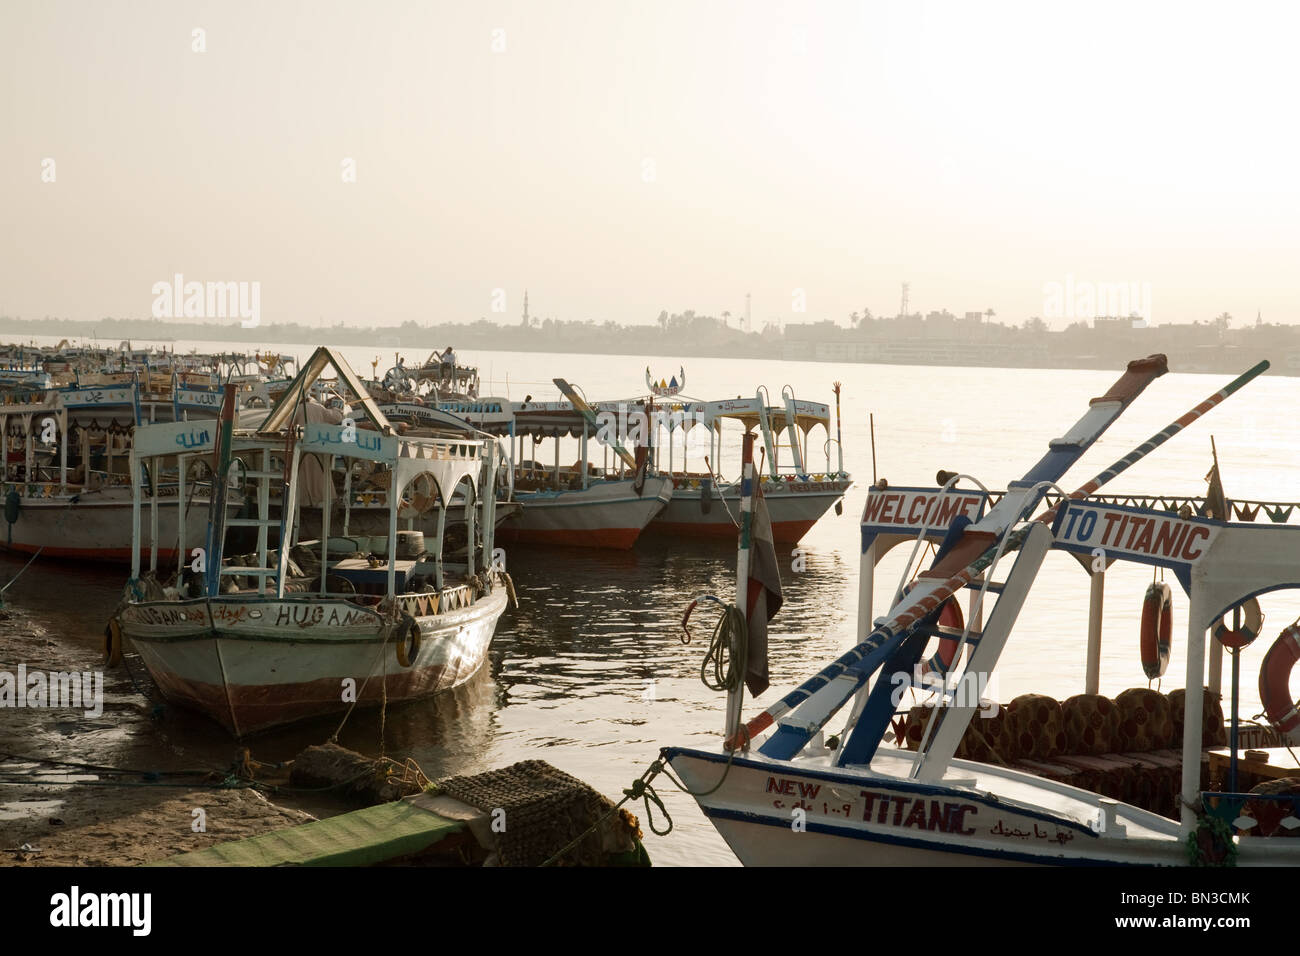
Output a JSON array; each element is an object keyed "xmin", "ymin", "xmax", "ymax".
[
  {"xmin": 204, "ymin": 383, "xmax": 237, "ymax": 597},
  {"xmin": 726, "ymin": 433, "xmax": 756, "ymax": 741},
  {"xmin": 725, "ymin": 359, "xmax": 1270, "ymax": 751}
]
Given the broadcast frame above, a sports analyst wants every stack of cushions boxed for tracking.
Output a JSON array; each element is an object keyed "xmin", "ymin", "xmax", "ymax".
[
  {"xmin": 897, "ymin": 686, "xmax": 1226, "ymax": 820},
  {"xmin": 1061, "ymin": 694, "xmax": 1120, "ymax": 754},
  {"xmin": 1113, "ymin": 688, "xmax": 1176, "ymax": 751},
  {"xmin": 1167, "ymin": 687, "xmax": 1227, "ymax": 748},
  {"xmin": 901, "ymin": 702, "xmax": 1017, "ymax": 764},
  {"xmin": 1005, "ymin": 694, "xmax": 1067, "ymax": 760}
]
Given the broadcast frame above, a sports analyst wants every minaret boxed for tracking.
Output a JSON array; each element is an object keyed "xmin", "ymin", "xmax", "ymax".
[
  {"xmin": 745, "ymin": 292, "xmax": 751, "ymax": 333},
  {"xmin": 523, "ymin": 290, "xmax": 530, "ymax": 326}
]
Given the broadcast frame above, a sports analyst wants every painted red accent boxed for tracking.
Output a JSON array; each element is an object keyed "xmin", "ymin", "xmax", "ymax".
[
  {"xmin": 647, "ymin": 519, "xmax": 817, "ymax": 544},
  {"xmin": 904, "ymin": 579, "xmax": 964, "ymax": 669},
  {"xmin": 1259, "ymin": 625, "xmax": 1300, "ymax": 739},
  {"xmin": 1088, "ymin": 354, "xmax": 1168, "ymax": 406},
  {"xmin": 496, "ymin": 525, "xmax": 644, "ymax": 550},
  {"xmin": 0, "ymin": 543, "xmax": 183, "ymax": 563},
  {"xmin": 1212, "ymin": 598, "xmax": 1261, "ymax": 650},
  {"xmin": 145, "ymin": 662, "xmax": 457, "ymax": 736},
  {"xmin": 1140, "ymin": 581, "xmax": 1173, "ymax": 678}
]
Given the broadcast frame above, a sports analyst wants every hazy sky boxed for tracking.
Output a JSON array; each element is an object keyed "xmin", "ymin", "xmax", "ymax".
[{"xmin": 3, "ymin": 1, "xmax": 1297, "ymax": 330}]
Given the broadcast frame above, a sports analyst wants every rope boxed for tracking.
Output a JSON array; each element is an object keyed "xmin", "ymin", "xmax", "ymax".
[
  {"xmin": 539, "ymin": 758, "xmax": 673, "ymax": 866},
  {"xmin": 328, "ymin": 606, "xmax": 403, "ymax": 743},
  {"xmin": 699, "ymin": 603, "xmax": 747, "ymax": 694}
]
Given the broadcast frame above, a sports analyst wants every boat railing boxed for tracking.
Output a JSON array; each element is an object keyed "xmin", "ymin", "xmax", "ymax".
[
  {"xmin": 1199, "ymin": 791, "xmax": 1300, "ymax": 837},
  {"xmin": 985, "ymin": 489, "xmax": 1300, "ymax": 525},
  {"xmin": 824, "ymin": 437, "xmax": 844, "ymax": 477}
]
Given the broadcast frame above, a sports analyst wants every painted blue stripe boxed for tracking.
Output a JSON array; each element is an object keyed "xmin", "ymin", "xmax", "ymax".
[
  {"xmin": 663, "ymin": 746, "xmax": 1106, "ymax": 837},
  {"xmin": 700, "ymin": 806, "xmax": 1132, "ymax": 866}
]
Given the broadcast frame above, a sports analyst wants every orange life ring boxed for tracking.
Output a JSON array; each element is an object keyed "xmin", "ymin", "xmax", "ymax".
[
  {"xmin": 1212, "ymin": 597, "xmax": 1263, "ymax": 650},
  {"xmin": 1140, "ymin": 582, "xmax": 1172, "ymax": 679},
  {"xmin": 1259, "ymin": 624, "xmax": 1300, "ymax": 744},
  {"xmin": 904, "ymin": 580, "xmax": 965, "ymax": 675}
]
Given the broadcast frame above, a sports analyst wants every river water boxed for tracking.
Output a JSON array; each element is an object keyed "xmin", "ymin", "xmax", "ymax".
[{"xmin": 2, "ymin": 338, "xmax": 1297, "ymax": 866}]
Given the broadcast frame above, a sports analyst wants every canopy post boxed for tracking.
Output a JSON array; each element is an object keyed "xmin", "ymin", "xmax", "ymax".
[
  {"xmin": 149, "ymin": 459, "xmax": 159, "ymax": 573},
  {"xmin": 857, "ymin": 535, "xmax": 877, "ymax": 645},
  {"xmin": 580, "ymin": 419, "xmax": 589, "ymax": 490},
  {"xmin": 58, "ymin": 409, "xmax": 67, "ymax": 490},
  {"xmin": 1207, "ymin": 636, "xmax": 1224, "ymax": 695},
  {"xmin": 1179, "ymin": 588, "xmax": 1207, "ymax": 832},
  {"xmin": 176, "ymin": 452, "xmax": 186, "ymax": 585},
  {"xmin": 129, "ymin": 448, "xmax": 142, "ymax": 581},
  {"xmin": 319, "ymin": 454, "xmax": 331, "ymax": 595},
  {"xmin": 1085, "ymin": 566, "xmax": 1104, "ymax": 695}
]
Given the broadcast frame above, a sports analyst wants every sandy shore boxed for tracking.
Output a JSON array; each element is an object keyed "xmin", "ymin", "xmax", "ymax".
[{"xmin": 0, "ymin": 602, "xmax": 336, "ymax": 867}]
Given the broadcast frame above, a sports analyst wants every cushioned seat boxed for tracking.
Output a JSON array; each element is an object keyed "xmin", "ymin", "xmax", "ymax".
[
  {"xmin": 1167, "ymin": 687, "xmax": 1227, "ymax": 748},
  {"xmin": 1005, "ymin": 694, "xmax": 1067, "ymax": 761},
  {"xmin": 1114, "ymin": 688, "xmax": 1175, "ymax": 751},
  {"xmin": 1061, "ymin": 694, "xmax": 1120, "ymax": 755}
]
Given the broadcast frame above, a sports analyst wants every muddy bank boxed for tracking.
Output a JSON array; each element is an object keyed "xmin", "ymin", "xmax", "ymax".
[{"xmin": 0, "ymin": 601, "xmax": 347, "ymax": 867}]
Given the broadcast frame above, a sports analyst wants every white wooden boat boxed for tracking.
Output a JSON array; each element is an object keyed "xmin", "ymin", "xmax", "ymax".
[
  {"xmin": 667, "ymin": 356, "xmax": 1300, "ymax": 865},
  {"xmin": 493, "ymin": 387, "xmax": 673, "ymax": 550},
  {"xmin": 1, "ymin": 379, "xmax": 229, "ymax": 561},
  {"xmin": 640, "ymin": 385, "xmax": 851, "ymax": 543},
  {"xmin": 109, "ymin": 348, "xmax": 514, "ymax": 736}
]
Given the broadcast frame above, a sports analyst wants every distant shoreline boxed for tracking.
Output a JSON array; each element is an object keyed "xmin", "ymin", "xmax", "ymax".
[{"xmin": 0, "ymin": 316, "xmax": 1288, "ymax": 377}]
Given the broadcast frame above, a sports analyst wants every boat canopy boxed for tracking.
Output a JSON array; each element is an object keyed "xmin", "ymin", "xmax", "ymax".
[{"xmin": 698, "ymin": 396, "xmax": 831, "ymax": 434}]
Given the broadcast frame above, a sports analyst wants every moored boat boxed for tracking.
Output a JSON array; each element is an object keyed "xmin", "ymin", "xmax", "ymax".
[
  {"xmin": 109, "ymin": 348, "xmax": 515, "ymax": 736},
  {"xmin": 637, "ymin": 378, "xmax": 851, "ymax": 543},
  {"xmin": 2, "ymin": 378, "xmax": 228, "ymax": 561},
  {"xmin": 666, "ymin": 356, "xmax": 1300, "ymax": 865}
]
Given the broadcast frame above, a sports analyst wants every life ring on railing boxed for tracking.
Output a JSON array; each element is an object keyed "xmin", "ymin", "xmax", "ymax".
[
  {"xmin": 395, "ymin": 618, "xmax": 421, "ymax": 668},
  {"xmin": 1259, "ymin": 624, "xmax": 1300, "ymax": 744},
  {"xmin": 1140, "ymin": 582, "xmax": 1173, "ymax": 678},
  {"xmin": 1212, "ymin": 597, "xmax": 1263, "ymax": 650},
  {"xmin": 104, "ymin": 619, "xmax": 123, "ymax": 667},
  {"xmin": 904, "ymin": 580, "xmax": 965, "ymax": 674}
]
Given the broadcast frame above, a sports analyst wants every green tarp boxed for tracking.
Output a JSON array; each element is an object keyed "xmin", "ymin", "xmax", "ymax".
[{"xmin": 149, "ymin": 799, "xmax": 464, "ymax": 867}]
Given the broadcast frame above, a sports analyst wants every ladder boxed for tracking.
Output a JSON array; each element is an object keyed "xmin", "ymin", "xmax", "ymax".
[
  {"xmin": 780, "ymin": 385, "xmax": 807, "ymax": 476},
  {"xmin": 217, "ymin": 446, "xmax": 283, "ymax": 590}
]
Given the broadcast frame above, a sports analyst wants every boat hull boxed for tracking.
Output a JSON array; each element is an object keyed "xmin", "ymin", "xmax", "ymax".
[
  {"xmin": 648, "ymin": 477, "xmax": 850, "ymax": 543},
  {"xmin": 499, "ymin": 476, "xmax": 673, "ymax": 549},
  {"xmin": 662, "ymin": 747, "xmax": 1300, "ymax": 866},
  {"xmin": 119, "ymin": 588, "xmax": 509, "ymax": 736},
  {"xmin": 0, "ymin": 489, "xmax": 219, "ymax": 562}
]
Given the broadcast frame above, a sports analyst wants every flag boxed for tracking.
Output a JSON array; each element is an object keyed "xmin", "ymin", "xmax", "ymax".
[
  {"xmin": 1204, "ymin": 459, "xmax": 1228, "ymax": 521},
  {"xmin": 744, "ymin": 485, "xmax": 784, "ymax": 696}
]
